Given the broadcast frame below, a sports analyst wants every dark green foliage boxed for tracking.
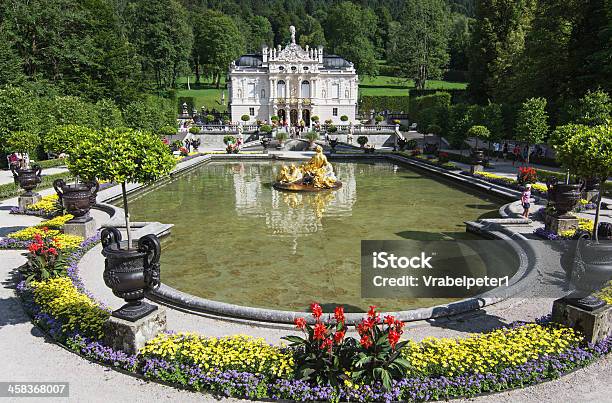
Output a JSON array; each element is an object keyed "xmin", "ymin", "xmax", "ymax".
[{"xmin": 360, "ymin": 96, "xmax": 411, "ymax": 113}]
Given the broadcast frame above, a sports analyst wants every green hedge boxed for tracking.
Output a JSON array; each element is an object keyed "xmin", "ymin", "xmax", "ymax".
[
  {"xmin": 0, "ymin": 172, "xmax": 73, "ymax": 200},
  {"xmin": 33, "ymin": 159, "xmax": 67, "ymax": 169},
  {"xmin": 359, "ymin": 96, "xmax": 410, "ymax": 113}
]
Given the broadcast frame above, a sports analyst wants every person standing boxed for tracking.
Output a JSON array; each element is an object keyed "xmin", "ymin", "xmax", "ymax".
[
  {"xmin": 512, "ymin": 144, "xmax": 521, "ymax": 166},
  {"xmin": 502, "ymin": 142, "xmax": 509, "ymax": 161},
  {"xmin": 521, "ymin": 184, "xmax": 532, "ymax": 219}
]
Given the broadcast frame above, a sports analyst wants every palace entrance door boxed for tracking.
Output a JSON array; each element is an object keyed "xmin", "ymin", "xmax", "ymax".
[
  {"xmin": 302, "ymin": 109, "xmax": 311, "ymax": 127},
  {"xmin": 290, "ymin": 109, "xmax": 298, "ymax": 126},
  {"xmin": 278, "ymin": 109, "xmax": 286, "ymax": 124}
]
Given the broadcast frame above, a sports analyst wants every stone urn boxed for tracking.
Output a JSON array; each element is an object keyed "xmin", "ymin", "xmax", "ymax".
[
  {"xmin": 547, "ymin": 180, "xmax": 582, "ymax": 216},
  {"xmin": 329, "ymin": 138, "xmax": 338, "ymax": 153},
  {"xmin": 11, "ymin": 165, "xmax": 42, "ymax": 196},
  {"xmin": 563, "ymin": 232, "xmax": 612, "ymax": 311},
  {"xmin": 101, "ymin": 227, "xmax": 161, "ymax": 321},
  {"xmin": 397, "ymin": 138, "xmax": 407, "ymax": 151},
  {"xmin": 53, "ymin": 179, "xmax": 99, "ymax": 223},
  {"xmin": 261, "ymin": 137, "xmax": 270, "ymax": 153},
  {"xmin": 471, "ymin": 150, "xmax": 484, "ymax": 165}
]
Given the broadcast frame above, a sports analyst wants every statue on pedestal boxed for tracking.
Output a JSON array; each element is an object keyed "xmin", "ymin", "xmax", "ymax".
[{"xmin": 274, "ymin": 146, "xmax": 341, "ymax": 191}]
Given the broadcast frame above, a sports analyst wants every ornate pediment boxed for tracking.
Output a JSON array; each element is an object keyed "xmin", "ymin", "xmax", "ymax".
[{"xmin": 276, "ymin": 43, "xmax": 311, "ymax": 62}]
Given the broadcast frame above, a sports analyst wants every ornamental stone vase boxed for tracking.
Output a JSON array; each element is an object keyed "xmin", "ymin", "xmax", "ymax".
[
  {"xmin": 101, "ymin": 227, "xmax": 161, "ymax": 322},
  {"xmin": 547, "ymin": 179, "xmax": 582, "ymax": 216},
  {"xmin": 53, "ymin": 179, "xmax": 99, "ymax": 223},
  {"xmin": 471, "ymin": 150, "xmax": 484, "ymax": 165},
  {"xmin": 11, "ymin": 165, "xmax": 42, "ymax": 196},
  {"xmin": 397, "ymin": 138, "xmax": 407, "ymax": 151},
  {"xmin": 563, "ymin": 232, "xmax": 612, "ymax": 311}
]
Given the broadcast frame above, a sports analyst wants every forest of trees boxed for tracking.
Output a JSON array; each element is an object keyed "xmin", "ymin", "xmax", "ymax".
[{"xmin": 0, "ymin": 0, "xmax": 609, "ymax": 140}]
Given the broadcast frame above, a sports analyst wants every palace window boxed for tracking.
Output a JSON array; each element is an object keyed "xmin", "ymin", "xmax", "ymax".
[
  {"xmin": 249, "ymin": 107, "xmax": 255, "ymax": 116},
  {"xmin": 247, "ymin": 83, "xmax": 256, "ymax": 99},
  {"xmin": 261, "ymin": 89, "xmax": 266, "ymax": 99},
  {"xmin": 277, "ymin": 80, "xmax": 286, "ymax": 98},
  {"xmin": 301, "ymin": 81, "xmax": 310, "ymax": 98},
  {"xmin": 333, "ymin": 108, "xmax": 338, "ymax": 116},
  {"xmin": 331, "ymin": 83, "xmax": 340, "ymax": 99}
]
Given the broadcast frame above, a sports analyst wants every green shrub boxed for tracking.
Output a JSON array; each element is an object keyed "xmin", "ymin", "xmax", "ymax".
[
  {"xmin": 311, "ymin": 115, "xmax": 320, "ymax": 122},
  {"xmin": 305, "ymin": 131, "xmax": 319, "ymax": 142},
  {"xmin": 357, "ymin": 136, "xmax": 368, "ymax": 147},
  {"xmin": 276, "ymin": 131, "xmax": 288, "ymax": 142},
  {"xmin": 340, "ymin": 115, "xmax": 349, "ymax": 122},
  {"xmin": 189, "ymin": 126, "xmax": 200, "ymax": 134},
  {"xmin": 359, "ymin": 96, "xmax": 410, "ymax": 113},
  {"xmin": 206, "ymin": 114, "xmax": 215, "ymax": 123},
  {"xmin": 260, "ymin": 124, "xmax": 272, "ymax": 134},
  {"xmin": 223, "ymin": 135, "xmax": 236, "ymax": 145},
  {"xmin": 241, "ymin": 114, "xmax": 250, "ymax": 122},
  {"xmin": 327, "ymin": 125, "xmax": 338, "ymax": 133}
]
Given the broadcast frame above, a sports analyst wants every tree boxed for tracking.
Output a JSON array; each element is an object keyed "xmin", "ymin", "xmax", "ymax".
[
  {"xmin": 67, "ymin": 128, "xmax": 175, "ymax": 246},
  {"xmin": 467, "ymin": 125, "xmax": 490, "ymax": 150},
  {"xmin": 0, "ymin": 27, "xmax": 25, "ymax": 86},
  {"xmin": 390, "ymin": 0, "xmax": 451, "ymax": 90},
  {"xmin": 3, "ymin": 131, "xmax": 40, "ymax": 167},
  {"xmin": 325, "ymin": 2, "xmax": 378, "ymax": 76},
  {"xmin": 551, "ymin": 124, "xmax": 612, "ymax": 240},
  {"xmin": 448, "ymin": 103, "xmax": 474, "ymax": 151},
  {"xmin": 95, "ymin": 99, "xmax": 124, "ymax": 129},
  {"xmin": 193, "ymin": 11, "xmax": 244, "ymax": 88},
  {"xmin": 575, "ymin": 89, "xmax": 611, "ymax": 126},
  {"xmin": 43, "ymin": 125, "xmax": 93, "ymax": 155},
  {"xmin": 123, "ymin": 96, "xmax": 176, "ymax": 133},
  {"xmin": 0, "ymin": 86, "xmax": 40, "ymax": 140},
  {"xmin": 515, "ymin": 97, "xmax": 549, "ymax": 165},
  {"xmin": 298, "ymin": 15, "xmax": 326, "ymax": 47},
  {"xmin": 128, "ymin": 0, "xmax": 193, "ymax": 92},
  {"xmin": 247, "ymin": 15, "xmax": 274, "ymax": 52},
  {"xmin": 467, "ymin": 0, "xmax": 536, "ymax": 103}
]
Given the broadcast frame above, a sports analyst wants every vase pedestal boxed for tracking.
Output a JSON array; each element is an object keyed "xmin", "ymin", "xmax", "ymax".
[
  {"xmin": 63, "ymin": 217, "xmax": 97, "ymax": 239},
  {"xmin": 543, "ymin": 211, "xmax": 578, "ymax": 234},
  {"xmin": 552, "ymin": 298, "xmax": 612, "ymax": 343},
  {"xmin": 18, "ymin": 193, "xmax": 41, "ymax": 212},
  {"xmin": 103, "ymin": 306, "xmax": 166, "ymax": 354}
]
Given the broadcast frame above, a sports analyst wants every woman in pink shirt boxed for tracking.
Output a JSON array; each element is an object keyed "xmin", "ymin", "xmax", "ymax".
[{"xmin": 521, "ymin": 184, "xmax": 532, "ymax": 218}]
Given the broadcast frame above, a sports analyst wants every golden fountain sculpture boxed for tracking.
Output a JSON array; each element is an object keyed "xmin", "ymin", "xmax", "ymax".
[{"xmin": 274, "ymin": 146, "xmax": 342, "ymax": 191}]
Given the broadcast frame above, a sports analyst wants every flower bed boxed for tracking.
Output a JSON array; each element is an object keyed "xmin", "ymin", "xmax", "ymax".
[
  {"xmin": 11, "ymin": 223, "xmax": 612, "ymax": 401},
  {"xmin": 471, "ymin": 171, "xmax": 548, "ymax": 195}
]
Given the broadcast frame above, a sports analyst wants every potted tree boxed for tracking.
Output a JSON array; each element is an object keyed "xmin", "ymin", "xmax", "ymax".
[
  {"xmin": 241, "ymin": 114, "xmax": 250, "ymax": 125},
  {"xmin": 205, "ymin": 114, "xmax": 215, "ymax": 124},
  {"xmin": 374, "ymin": 115, "xmax": 384, "ymax": 125},
  {"xmin": 467, "ymin": 125, "xmax": 490, "ymax": 165},
  {"xmin": 357, "ymin": 135, "xmax": 369, "ymax": 148},
  {"xmin": 552, "ymin": 123, "xmax": 612, "ymax": 311},
  {"xmin": 67, "ymin": 128, "xmax": 176, "ymax": 321},
  {"xmin": 305, "ymin": 131, "xmax": 319, "ymax": 149},
  {"xmin": 275, "ymin": 131, "xmax": 288, "ymax": 149},
  {"xmin": 340, "ymin": 115, "xmax": 349, "ymax": 123},
  {"xmin": 188, "ymin": 126, "xmax": 200, "ymax": 135},
  {"xmin": 5, "ymin": 130, "xmax": 42, "ymax": 196}
]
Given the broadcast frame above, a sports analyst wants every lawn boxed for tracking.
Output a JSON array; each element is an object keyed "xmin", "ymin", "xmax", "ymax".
[{"xmin": 176, "ymin": 75, "xmax": 468, "ymax": 111}]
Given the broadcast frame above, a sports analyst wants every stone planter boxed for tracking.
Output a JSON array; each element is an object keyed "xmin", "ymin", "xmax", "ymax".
[
  {"xmin": 101, "ymin": 227, "xmax": 161, "ymax": 322},
  {"xmin": 11, "ymin": 165, "xmax": 42, "ymax": 196},
  {"xmin": 53, "ymin": 179, "xmax": 99, "ymax": 223},
  {"xmin": 563, "ymin": 234, "xmax": 612, "ymax": 311},
  {"xmin": 548, "ymin": 182, "xmax": 582, "ymax": 216},
  {"xmin": 471, "ymin": 150, "xmax": 484, "ymax": 165}
]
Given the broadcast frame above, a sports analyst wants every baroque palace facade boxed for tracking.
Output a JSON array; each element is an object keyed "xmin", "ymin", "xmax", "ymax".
[{"xmin": 228, "ymin": 26, "xmax": 358, "ymax": 126}]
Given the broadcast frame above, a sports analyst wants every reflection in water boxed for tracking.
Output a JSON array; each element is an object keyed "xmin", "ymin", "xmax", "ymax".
[{"xmin": 232, "ymin": 162, "xmax": 357, "ymax": 248}]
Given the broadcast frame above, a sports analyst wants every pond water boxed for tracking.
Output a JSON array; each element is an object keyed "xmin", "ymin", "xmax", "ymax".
[{"xmin": 126, "ymin": 160, "xmax": 512, "ymax": 312}]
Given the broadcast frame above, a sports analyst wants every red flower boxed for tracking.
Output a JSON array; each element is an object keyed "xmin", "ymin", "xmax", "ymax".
[
  {"xmin": 294, "ymin": 317, "xmax": 306, "ymax": 330},
  {"xmin": 320, "ymin": 338, "xmax": 333, "ymax": 351},
  {"xmin": 367, "ymin": 305, "xmax": 378, "ymax": 318},
  {"xmin": 388, "ymin": 329, "xmax": 401, "ymax": 349},
  {"xmin": 394, "ymin": 319, "xmax": 405, "ymax": 331},
  {"xmin": 313, "ymin": 322, "xmax": 327, "ymax": 340},
  {"xmin": 33, "ymin": 234, "xmax": 43, "ymax": 243},
  {"xmin": 357, "ymin": 322, "xmax": 369, "ymax": 336},
  {"xmin": 384, "ymin": 315, "xmax": 395, "ymax": 326},
  {"xmin": 28, "ymin": 243, "xmax": 40, "ymax": 253},
  {"xmin": 360, "ymin": 335, "xmax": 373, "ymax": 349},
  {"xmin": 333, "ymin": 330, "xmax": 345, "ymax": 344},
  {"xmin": 310, "ymin": 302, "xmax": 323, "ymax": 320},
  {"xmin": 47, "ymin": 247, "xmax": 57, "ymax": 256},
  {"xmin": 334, "ymin": 306, "xmax": 345, "ymax": 323}
]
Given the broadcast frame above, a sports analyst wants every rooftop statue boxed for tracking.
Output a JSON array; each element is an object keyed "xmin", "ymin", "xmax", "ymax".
[{"xmin": 274, "ymin": 146, "xmax": 341, "ymax": 191}]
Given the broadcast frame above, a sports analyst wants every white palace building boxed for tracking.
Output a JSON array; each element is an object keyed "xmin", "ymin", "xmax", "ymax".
[{"xmin": 228, "ymin": 26, "xmax": 358, "ymax": 127}]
